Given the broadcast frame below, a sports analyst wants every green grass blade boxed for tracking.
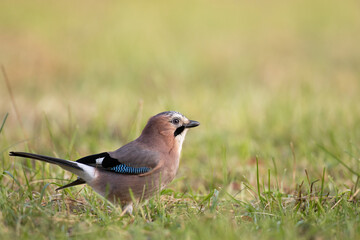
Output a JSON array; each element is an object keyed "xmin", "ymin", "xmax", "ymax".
[
  {"xmin": 0, "ymin": 113, "xmax": 8, "ymax": 134},
  {"xmin": 256, "ymin": 156, "xmax": 265, "ymax": 203},
  {"xmin": 319, "ymin": 145, "xmax": 360, "ymax": 177},
  {"xmin": 319, "ymin": 167, "xmax": 326, "ymax": 204},
  {"xmin": 39, "ymin": 182, "xmax": 51, "ymax": 205},
  {"xmin": 3, "ymin": 170, "xmax": 21, "ymax": 187}
]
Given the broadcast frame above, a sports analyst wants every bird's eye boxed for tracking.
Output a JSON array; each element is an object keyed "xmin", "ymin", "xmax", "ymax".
[{"xmin": 172, "ymin": 118, "xmax": 180, "ymax": 124}]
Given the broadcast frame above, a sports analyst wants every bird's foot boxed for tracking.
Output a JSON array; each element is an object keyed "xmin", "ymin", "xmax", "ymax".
[{"xmin": 120, "ymin": 203, "xmax": 133, "ymax": 216}]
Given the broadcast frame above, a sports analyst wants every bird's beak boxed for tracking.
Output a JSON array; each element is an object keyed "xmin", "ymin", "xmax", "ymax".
[{"xmin": 184, "ymin": 120, "xmax": 200, "ymax": 128}]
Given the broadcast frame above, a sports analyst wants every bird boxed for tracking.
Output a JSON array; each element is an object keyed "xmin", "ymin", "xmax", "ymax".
[{"xmin": 9, "ymin": 111, "xmax": 200, "ymax": 212}]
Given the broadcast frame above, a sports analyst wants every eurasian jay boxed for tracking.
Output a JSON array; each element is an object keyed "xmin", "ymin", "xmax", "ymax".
[{"xmin": 9, "ymin": 111, "xmax": 199, "ymax": 211}]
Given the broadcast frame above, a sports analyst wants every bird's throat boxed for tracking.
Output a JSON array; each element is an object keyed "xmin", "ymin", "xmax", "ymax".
[{"xmin": 174, "ymin": 126, "xmax": 185, "ymax": 137}]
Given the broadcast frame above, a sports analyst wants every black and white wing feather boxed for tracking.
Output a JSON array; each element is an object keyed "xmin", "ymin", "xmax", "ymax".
[{"xmin": 76, "ymin": 143, "xmax": 159, "ymax": 175}]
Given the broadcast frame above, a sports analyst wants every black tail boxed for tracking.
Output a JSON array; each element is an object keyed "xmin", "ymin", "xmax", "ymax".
[
  {"xmin": 56, "ymin": 178, "xmax": 86, "ymax": 191},
  {"xmin": 9, "ymin": 151, "xmax": 83, "ymax": 171}
]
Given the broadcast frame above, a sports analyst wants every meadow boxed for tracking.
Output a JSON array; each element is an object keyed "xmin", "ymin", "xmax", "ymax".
[{"xmin": 1, "ymin": 0, "xmax": 360, "ymax": 239}]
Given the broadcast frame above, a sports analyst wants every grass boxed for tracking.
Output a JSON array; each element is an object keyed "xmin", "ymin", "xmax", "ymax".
[{"xmin": 1, "ymin": 0, "xmax": 360, "ymax": 239}]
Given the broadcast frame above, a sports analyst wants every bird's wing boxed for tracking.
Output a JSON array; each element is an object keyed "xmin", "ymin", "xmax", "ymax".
[{"xmin": 76, "ymin": 142, "xmax": 160, "ymax": 175}]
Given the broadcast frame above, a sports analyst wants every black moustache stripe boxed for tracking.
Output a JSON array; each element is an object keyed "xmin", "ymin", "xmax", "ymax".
[{"xmin": 174, "ymin": 126, "xmax": 185, "ymax": 137}]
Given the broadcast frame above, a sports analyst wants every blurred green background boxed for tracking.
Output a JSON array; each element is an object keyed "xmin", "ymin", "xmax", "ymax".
[{"xmin": 1, "ymin": 0, "xmax": 360, "ymax": 197}]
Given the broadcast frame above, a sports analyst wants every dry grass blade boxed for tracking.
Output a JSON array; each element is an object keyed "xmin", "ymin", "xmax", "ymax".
[{"xmin": 1, "ymin": 66, "xmax": 26, "ymax": 138}]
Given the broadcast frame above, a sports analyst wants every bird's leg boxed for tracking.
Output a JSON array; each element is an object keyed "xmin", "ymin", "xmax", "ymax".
[{"xmin": 120, "ymin": 203, "xmax": 133, "ymax": 216}]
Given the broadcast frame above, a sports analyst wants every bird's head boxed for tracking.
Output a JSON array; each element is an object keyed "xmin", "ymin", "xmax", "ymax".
[{"xmin": 139, "ymin": 111, "xmax": 200, "ymax": 150}]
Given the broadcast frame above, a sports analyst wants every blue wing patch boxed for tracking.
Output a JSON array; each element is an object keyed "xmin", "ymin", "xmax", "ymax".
[{"xmin": 110, "ymin": 164, "xmax": 150, "ymax": 174}]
